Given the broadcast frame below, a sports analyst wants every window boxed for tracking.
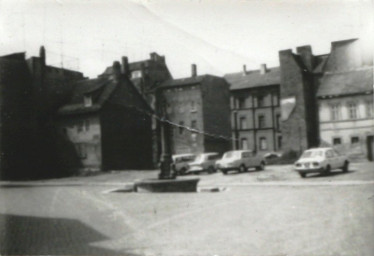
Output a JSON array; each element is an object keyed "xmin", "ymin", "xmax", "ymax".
[
  {"xmin": 84, "ymin": 119, "xmax": 90, "ymax": 131},
  {"xmin": 191, "ymin": 120, "xmax": 197, "ymax": 131},
  {"xmin": 277, "ymin": 136, "xmax": 282, "ymax": 149},
  {"xmin": 208, "ymin": 155, "xmax": 220, "ymax": 160},
  {"xmin": 179, "ymin": 121, "xmax": 184, "ymax": 135},
  {"xmin": 347, "ymin": 102, "xmax": 358, "ymax": 119},
  {"xmin": 242, "ymin": 152, "xmax": 251, "ymax": 158},
  {"xmin": 77, "ymin": 120, "xmax": 84, "ymax": 132},
  {"xmin": 366, "ymin": 101, "xmax": 373, "ymax": 118},
  {"xmin": 333, "ymin": 138, "xmax": 341, "ymax": 145},
  {"xmin": 351, "ymin": 137, "xmax": 359, "ymax": 144},
  {"xmin": 75, "ymin": 143, "xmax": 87, "ymax": 159},
  {"xmin": 273, "ymin": 94, "xmax": 279, "ymax": 106},
  {"xmin": 326, "ymin": 150, "xmax": 334, "ymax": 158},
  {"xmin": 257, "ymin": 95, "xmax": 264, "ymax": 107},
  {"xmin": 276, "ymin": 114, "xmax": 281, "ymax": 130},
  {"xmin": 239, "ymin": 117, "xmax": 247, "ymax": 129},
  {"xmin": 241, "ymin": 138, "xmax": 249, "ymax": 150},
  {"xmin": 190, "ymin": 101, "xmax": 197, "ymax": 112},
  {"xmin": 258, "ymin": 115, "xmax": 265, "ymax": 128},
  {"xmin": 330, "ymin": 104, "xmax": 341, "ymax": 121},
  {"xmin": 238, "ymin": 97, "xmax": 246, "ymax": 109},
  {"xmin": 131, "ymin": 70, "xmax": 142, "ymax": 79},
  {"xmin": 84, "ymin": 95, "xmax": 92, "ymax": 107},
  {"xmin": 259, "ymin": 137, "xmax": 267, "ymax": 150}
]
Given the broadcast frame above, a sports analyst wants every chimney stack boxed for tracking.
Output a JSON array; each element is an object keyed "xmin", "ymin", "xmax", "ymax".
[
  {"xmin": 112, "ymin": 61, "xmax": 121, "ymax": 82},
  {"xmin": 39, "ymin": 46, "xmax": 46, "ymax": 66},
  {"xmin": 191, "ymin": 64, "xmax": 197, "ymax": 77},
  {"xmin": 243, "ymin": 65, "xmax": 247, "ymax": 75},
  {"xmin": 260, "ymin": 64, "xmax": 267, "ymax": 75},
  {"xmin": 121, "ymin": 56, "xmax": 130, "ymax": 77}
]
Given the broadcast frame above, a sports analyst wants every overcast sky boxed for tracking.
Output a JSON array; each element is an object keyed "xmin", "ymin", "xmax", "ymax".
[{"xmin": 0, "ymin": 0, "xmax": 372, "ymax": 78}]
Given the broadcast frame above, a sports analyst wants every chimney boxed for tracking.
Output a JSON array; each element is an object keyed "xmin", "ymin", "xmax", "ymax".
[
  {"xmin": 243, "ymin": 65, "xmax": 247, "ymax": 75},
  {"xmin": 112, "ymin": 61, "xmax": 121, "ymax": 82},
  {"xmin": 150, "ymin": 52, "xmax": 159, "ymax": 61},
  {"xmin": 191, "ymin": 64, "xmax": 197, "ymax": 77},
  {"xmin": 39, "ymin": 46, "xmax": 46, "ymax": 66},
  {"xmin": 260, "ymin": 64, "xmax": 267, "ymax": 75},
  {"xmin": 121, "ymin": 56, "xmax": 130, "ymax": 77},
  {"xmin": 296, "ymin": 45, "xmax": 313, "ymax": 71}
]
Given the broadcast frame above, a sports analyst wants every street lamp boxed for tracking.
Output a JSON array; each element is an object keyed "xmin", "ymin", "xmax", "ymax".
[{"xmin": 156, "ymin": 88, "xmax": 176, "ymax": 180}]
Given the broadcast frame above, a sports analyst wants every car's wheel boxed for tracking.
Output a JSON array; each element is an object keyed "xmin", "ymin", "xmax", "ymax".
[
  {"xmin": 256, "ymin": 161, "xmax": 265, "ymax": 171},
  {"xmin": 207, "ymin": 166, "xmax": 215, "ymax": 174},
  {"xmin": 342, "ymin": 161, "xmax": 349, "ymax": 172},
  {"xmin": 239, "ymin": 164, "xmax": 246, "ymax": 173},
  {"xmin": 299, "ymin": 172, "xmax": 306, "ymax": 178},
  {"xmin": 324, "ymin": 165, "xmax": 331, "ymax": 174},
  {"xmin": 180, "ymin": 168, "xmax": 187, "ymax": 175}
]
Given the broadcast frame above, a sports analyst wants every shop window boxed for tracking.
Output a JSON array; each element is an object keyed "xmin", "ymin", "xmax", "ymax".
[{"xmin": 131, "ymin": 70, "xmax": 142, "ymax": 79}]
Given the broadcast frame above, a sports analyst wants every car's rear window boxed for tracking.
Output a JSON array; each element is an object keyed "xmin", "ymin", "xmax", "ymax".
[{"xmin": 301, "ymin": 150, "xmax": 323, "ymax": 158}]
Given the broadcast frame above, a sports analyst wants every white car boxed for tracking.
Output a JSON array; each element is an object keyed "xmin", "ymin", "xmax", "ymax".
[
  {"xmin": 187, "ymin": 152, "xmax": 220, "ymax": 174},
  {"xmin": 216, "ymin": 150, "xmax": 265, "ymax": 175},
  {"xmin": 172, "ymin": 154, "xmax": 196, "ymax": 175},
  {"xmin": 294, "ymin": 147, "xmax": 349, "ymax": 178}
]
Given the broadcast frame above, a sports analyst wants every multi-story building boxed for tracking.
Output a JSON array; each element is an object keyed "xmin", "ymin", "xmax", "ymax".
[
  {"xmin": 159, "ymin": 64, "xmax": 231, "ymax": 155},
  {"xmin": 317, "ymin": 39, "xmax": 374, "ymax": 160},
  {"xmin": 58, "ymin": 61, "xmax": 153, "ymax": 171},
  {"xmin": 224, "ymin": 64, "xmax": 282, "ymax": 153},
  {"xmin": 0, "ymin": 47, "xmax": 84, "ymax": 180}
]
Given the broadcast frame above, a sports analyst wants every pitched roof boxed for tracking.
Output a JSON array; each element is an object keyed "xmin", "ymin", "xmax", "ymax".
[
  {"xmin": 224, "ymin": 67, "xmax": 280, "ymax": 90},
  {"xmin": 58, "ymin": 77, "xmax": 116, "ymax": 115},
  {"xmin": 317, "ymin": 67, "xmax": 373, "ymax": 97},
  {"xmin": 160, "ymin": 75, "xmax": 208, "ymax": 88}
]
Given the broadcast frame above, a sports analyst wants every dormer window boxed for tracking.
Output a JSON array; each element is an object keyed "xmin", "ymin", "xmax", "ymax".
[
  {"xmin": 84, "ymin": 95, "xmax": 92, "ymax": 107},
  {"xmin": 131, "ymin": 70, "xmax": 142, "ymax": 79}
]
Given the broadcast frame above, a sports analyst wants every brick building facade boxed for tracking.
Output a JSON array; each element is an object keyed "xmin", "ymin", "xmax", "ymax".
[
  {"xmin": 159, "ymin": 65, "xmax": 231, "ymax": 155},
  {"xmin": 225, "ymin": 64, "xmax": 282, "ymax": 153}
]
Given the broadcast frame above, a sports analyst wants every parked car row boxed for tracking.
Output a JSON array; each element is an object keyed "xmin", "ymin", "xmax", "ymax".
[
  {"xmin": 172, "ymin": 147, "xmax": 349, "ymax": 179},
  {"xmin": 172, "ymin": 150, "xmax": 266, "ymax": 176}
]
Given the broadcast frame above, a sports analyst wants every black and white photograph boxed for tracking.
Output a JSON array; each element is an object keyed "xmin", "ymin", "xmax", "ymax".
[{"xmin": 0, "ymin": 0, "xmax": 373, "ymax": 255}]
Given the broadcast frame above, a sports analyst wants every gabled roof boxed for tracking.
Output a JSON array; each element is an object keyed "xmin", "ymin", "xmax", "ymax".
[
  {"xmin": 317, "ymin": 67, "xmax": 373, "ymax": 98},
  {"xmin": 58, "ymin": 77, "xmax": 115, "ymax": 115},
  {"xmin": 224, "ymin": 67, "xmax": 280, "ymax": 90}
]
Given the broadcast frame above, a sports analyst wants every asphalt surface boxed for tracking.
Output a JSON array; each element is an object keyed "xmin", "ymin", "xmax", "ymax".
[{"xmin": 1, "ymin": 162, "xmax": 373, "ymax": 256}]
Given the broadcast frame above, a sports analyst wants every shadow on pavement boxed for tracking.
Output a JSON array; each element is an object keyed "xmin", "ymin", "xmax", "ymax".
[
  {"xmin": 307, "ymin": 170, "xmax": 355, "ymax": 179},
  {"xmin": 0, "ymin": 213, "xmax": 139, "ymax": 255}
]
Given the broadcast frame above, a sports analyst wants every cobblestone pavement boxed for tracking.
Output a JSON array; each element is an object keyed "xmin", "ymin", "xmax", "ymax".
[{"xmin": 0, "ymin": 162, "xmax": 373, "ymax": 255}]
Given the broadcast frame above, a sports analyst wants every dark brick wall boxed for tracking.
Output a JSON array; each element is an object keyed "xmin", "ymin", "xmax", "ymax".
[
  {"xmin": 0, "ymin": 54, "xmax": 36, "ymax": 179},
  {"xmin": 279, "ymin": 50, "xmax": 309, "ymax": 155}
]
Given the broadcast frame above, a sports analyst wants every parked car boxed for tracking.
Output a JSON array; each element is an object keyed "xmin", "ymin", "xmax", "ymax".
[
  {"xmin": 172, "ymin": 154, "xmax": 196, "ymax": 175},
  {"xmin": 216, "ymin": 150, "xmax": 265, "ymax": 174},
  {"xmin": 186, "ymin": 152, "xmax": 221, "ymax": 174},
  {"xmin": 294, "ymin": 147, "xmax": 349, "ymax": 178}
]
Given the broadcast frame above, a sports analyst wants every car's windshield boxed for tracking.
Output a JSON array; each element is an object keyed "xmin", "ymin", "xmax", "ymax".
[
  {"xmin": 222, "ymin": 151, "xmax": 241, "ymax": 159},
  {"xmin": 300, "ymin": 150, "xmax": 323, "ymax": 158}
]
